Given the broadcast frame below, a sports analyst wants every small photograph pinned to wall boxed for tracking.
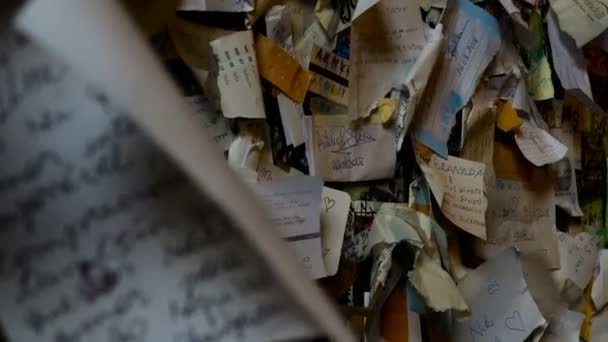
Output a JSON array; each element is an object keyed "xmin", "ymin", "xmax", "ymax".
[{"xmin": 78, "ymin": 260, "xmax": 119, "ymax": 302}]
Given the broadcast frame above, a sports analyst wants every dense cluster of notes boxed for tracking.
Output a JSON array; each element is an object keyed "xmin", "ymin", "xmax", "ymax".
[{"xmin": 2, "ymin": 0, "xmax": 608, "ymax": 341}]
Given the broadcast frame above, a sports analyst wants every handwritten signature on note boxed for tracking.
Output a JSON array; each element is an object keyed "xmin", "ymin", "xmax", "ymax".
[{"xmin": 316, "ymin": 127, "xmax": 376, "ymax": 154}]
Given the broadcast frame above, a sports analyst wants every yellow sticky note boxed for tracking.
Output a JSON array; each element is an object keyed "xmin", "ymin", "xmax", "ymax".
[
  {"xmin": 496, "ymin": 100, "xmax": 523, "ymax": 132},
  {"xmin": 255, "ymin": 33, "xmax": 312, "ymax": 103}
]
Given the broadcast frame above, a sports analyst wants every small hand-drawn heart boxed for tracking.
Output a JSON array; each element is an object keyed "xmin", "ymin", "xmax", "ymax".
[
  {"xmin": 324, "ymin": 196, "xmax": 335, "ymax": 213},
  {"xmin": 504, "ymin": 311, "xmax": 525, "ymax": 332}
]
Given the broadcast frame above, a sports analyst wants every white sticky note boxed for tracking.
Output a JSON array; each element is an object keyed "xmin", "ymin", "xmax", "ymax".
[
  {"xmin": 252, "ymin": 176, "xmax": 326, "ymax": 279},
  {"xmin": 320, "ymin": 187, "xmax": 351, "ymax": 276},
  {"xmin": 515, "ymin": 122, "xmax": 568, "ymax": 167},
  {"xmin": 414, "ymin": 0, "xmax": 501, "ymax": 157},
  {"xmin": 453, "ymin": 249, "xmax": 546, "ymax": 342},
  {"xmin": 592, "ymin": 250, "xmax": 608, "ymax": 311},
  {"xmin": 209, "ymin": 30, "xmax": 266, "ymax": 119}
]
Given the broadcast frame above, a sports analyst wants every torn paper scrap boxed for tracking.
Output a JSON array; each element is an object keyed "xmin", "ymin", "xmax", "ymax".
[
  {"xmin": 413, "ymin": 0, "xmax": 501, "ymax": 157},
  {"xmin": 228, "ymin": 134, "xmax": 264, "ymax": 172},
  {"xmin": 349, "ymin": 0, "xmax": 429, "ymax": 118},
  {"xmin": 255, "ymin": 33, "xmax": 313, "ymax": 103},
  {"xmin": 549, "ymin": 0, "xmax": 608, "ymax": 46},
  {"xmin": 368, "ymin": 204, "xmax": 434, "ymax": 252},
  {"xmin": 252, "ymin": 176, "xmax": 326, "ymax": 279},
  {"xmin": 179, "ymin": 0, "xmax": 254, "ymax": 12},
  {"xmin": 453, "ymin": 249, "xmax": 546, "ymax": 342},
  {"xmin": 497, "ymin": 100, "xmax": 523, "ymax": 132},
  {"xmin": 210, "ymin": 30, "xmax": 266, "ymax": 118},
  {"xmin": 320, "ymin": 187, "xmax": 351, "ymax": 276},
  {"xmin": 515, "ymin": 122, "xmax": 568, "ymax": 167},
  {"xmin": 422, "ymin": 155, "xmax": 487, "ymax": 239},
  {"xmin": 540, "ymin": 308, "xmax": 585, "ymax": 342},
  {"xmin": 295, "ymin": 19, "xmax": 337, "ymax": 69},
  {"xmin": 547, "ymin": 10, "xmax": 594, "ymax": 102},
  {"xmin": 308, "ymin": 114, "xmax": 396, "ymax": 182},
  {"xmin": 368, "ymin": 98, "xmax": 398, "ymax": 124},
  {"xmin": 408, "ymin": 252, "xmax": 470, "ymax": 314},
  {"xmin": 592, "ymin": 250, "xmax": 608, "ymax": 310},
  {"xmin": 395, "ymin": 24, "xmax": 443, "ymax": 150},
  {"xmin": 185, "ymin": 95, "xmax": 233, "ymax": 151}
]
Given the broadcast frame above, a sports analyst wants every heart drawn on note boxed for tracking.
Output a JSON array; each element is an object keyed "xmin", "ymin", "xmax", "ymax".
[
  {"xmin": 504, "ymin": 311, "xmax": 525, "ymax": 332},
  {"xmin": 324, "ymin": 196, "xmax": 335, "ymax": 213}
]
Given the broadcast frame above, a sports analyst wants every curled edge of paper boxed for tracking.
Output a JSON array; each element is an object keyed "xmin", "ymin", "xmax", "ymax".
[{"xmin": 407, "ymin": 252, "xmax": 470, "ymax": 315}]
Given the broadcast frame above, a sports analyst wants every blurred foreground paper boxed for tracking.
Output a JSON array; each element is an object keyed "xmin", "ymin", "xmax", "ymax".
[
  {"xmin": 12, "ymin": 0, "xmax": 355, "ymax": 341},
  {"xmin": 179, "ymin": 0, "xmax": 254, "ymax": 12},
  {"xmin": 0, "ymin": 31, "xmax": 318, "ymax": 342},
  {"xmin": 413, "ymin": 0, "xmax": 500, "ymax": 157},
  {"xmin": 550, "ymin": 0, "xmax": 608, "ymax": 46},
  {"xmin": 453, "ymin": 249, "xmax": 546, "ymax": 342}
]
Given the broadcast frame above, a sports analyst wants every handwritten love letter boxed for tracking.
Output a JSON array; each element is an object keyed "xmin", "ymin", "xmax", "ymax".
[
  {"xmin": 0, "ymin": 31, "xmax": 317, "ymax": 342},
  {"xmin": 453, "ymin": 249, "xmax": 546, "ymax": 342}
]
